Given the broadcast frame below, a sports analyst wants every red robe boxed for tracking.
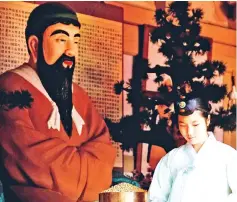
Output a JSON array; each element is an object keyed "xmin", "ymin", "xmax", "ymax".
[{"xmin": 0, "ymin": 65, "xmax": 116, "ymax": 202}]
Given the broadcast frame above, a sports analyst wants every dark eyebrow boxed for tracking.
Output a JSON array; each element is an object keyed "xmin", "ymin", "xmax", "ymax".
[
  {"xmin": 178, "ymin": 121, "xmax": 185, "ymax": 124},
  {"xmin": 192, "ymin": 121, "xmax": 199, "ymax": 123},
  {"xmin": 50, "ymin": 30, "xmax": 69, "ymax": 37},
  {"xmin": 74, "ymin": 33, "xmax": 80, "ymax": 38}
]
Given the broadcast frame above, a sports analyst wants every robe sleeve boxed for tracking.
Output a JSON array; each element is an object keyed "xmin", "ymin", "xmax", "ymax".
[
  {"xmin": 0, "ymin": 96, "xmax": 116, "ymax": 202},
  {"xmin": 148, "ymin": 155, "xmax": 172, "ymax": 202},
  {"xmin": 226, "ymin": 150, "xmax": 237, "ymax": 202},
  {"xmin": 74, "ymin": 88, "xmax": 117, "ymax": 201}
]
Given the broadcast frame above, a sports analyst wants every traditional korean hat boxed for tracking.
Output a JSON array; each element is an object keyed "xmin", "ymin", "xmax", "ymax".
[{"xmin": 25, "ymin": 2, "xmax": 80, "ymax": 39}]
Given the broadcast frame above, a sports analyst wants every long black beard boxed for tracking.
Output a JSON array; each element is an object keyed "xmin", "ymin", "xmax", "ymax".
[{"xmin": 37, "ymin": 43, "xmax": 75, "ymax": 137}]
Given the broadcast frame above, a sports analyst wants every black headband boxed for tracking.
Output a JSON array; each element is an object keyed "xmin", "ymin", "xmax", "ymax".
[
  {"xmin": 41, "ymin": 13, "xmax": 79, "ymax": 21},
  {"xmin": 26, "ymin": 12, "xmax": 80, "ymax": 36},
  {"xmin": 176, "ymin": 97, "xmax": 209, "ymax": 116}
]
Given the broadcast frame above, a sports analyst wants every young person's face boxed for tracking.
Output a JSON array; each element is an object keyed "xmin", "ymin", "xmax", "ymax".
[
  {"xmin": 42, "ymin": 22, "xmax": 80, "ymax": 68},
  {"xmin": 178, "ymin": 110, "xmax": 209, "ymax": 145}
]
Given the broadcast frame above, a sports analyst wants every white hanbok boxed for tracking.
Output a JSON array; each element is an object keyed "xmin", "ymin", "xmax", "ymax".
[{"xmin": 148, "ymin": 132, "xmax": 237, "ymax": 202}]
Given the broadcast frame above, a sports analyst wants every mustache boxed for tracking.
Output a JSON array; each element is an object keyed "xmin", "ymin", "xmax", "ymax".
[
  {"xmin": 59, "ymin": 54, "xmax": 75, "ymax": 67},
  {"xmin": 61, "ymin": 54, "xmax": 75, "ymax": 62},
  {"xmin": 61, "ymin": 54, "xmax": 75, "ymax": 63},
  {"xmin": 53, "ymin": 54, "xmax": 75, "ymax": 73}
]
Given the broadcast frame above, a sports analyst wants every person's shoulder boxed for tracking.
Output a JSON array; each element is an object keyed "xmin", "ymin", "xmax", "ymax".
[
  {"xmin": 0, "ymin": 66, "xmax": 25, "ymax": 91},
  {"xmin": 72, "ymin": 83, "xmax": 89, "ymax": 97},
  {"xmin": 72, "ymin": 83, "xmax": 93, "ymax": 110},
  {"xmin": 162, "ymin": 146, "xmax": 185, "ymax": 164},
  {"xmin": 0, "ymin": 69, "xmax": 14, "ymax": 81},
  {"xmin": 216, "ymin": 141, "xmax": 237, "ymax": 156},
  {"xmin": 213, "ymin": 140, "xmax": 237, "ymax": 166},
  {"xmin": 167, "ymin": 144, "xmax": 186, "ymax": 157}
]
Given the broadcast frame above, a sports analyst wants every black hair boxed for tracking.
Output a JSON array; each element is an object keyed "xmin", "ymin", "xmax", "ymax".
[
  {"xmin": 25, "ymin": 2, "xmax": 80, "ymax": 53},
  {"xmin": 175, "ymin": 94, "xmax": 211, "ymax": 119}
]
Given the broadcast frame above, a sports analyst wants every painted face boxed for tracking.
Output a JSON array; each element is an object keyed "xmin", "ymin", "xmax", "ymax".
[
  {"xmin": 36, "ymin": 22, "xmax": 80, "ymax": 137},
  {"xmin": 42, "ymin": 22, "xmax": 80, "ymax": 68},
  {"xmin": 178, "ymin": 110, "xmax": 209, "ymax": 146}
]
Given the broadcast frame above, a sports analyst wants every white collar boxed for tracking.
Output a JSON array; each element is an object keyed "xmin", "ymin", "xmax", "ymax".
[
  {"xmin": 185, "ymin": 132, "xmax": 216, "ymax": 166},
  {"xmin": 12, "ymin": 63, "xmax": 85, "ymax": 135}
]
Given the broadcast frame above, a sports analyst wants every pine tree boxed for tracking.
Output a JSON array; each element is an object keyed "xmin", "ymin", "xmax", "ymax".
[
  {"xmin": 0, "ymin": 90, "xmax": 33, "ymax": 110},
  {"xmin": 106, "ymin": 1, "xmax": 236, "ymax": 154}
]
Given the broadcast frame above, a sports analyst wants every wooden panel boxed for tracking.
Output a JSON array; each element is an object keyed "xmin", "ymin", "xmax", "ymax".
[
  {"xmin": 108, "ymin": 1, "xmax": 236, "ymax": 47},
  {"xmin": 222, "ymin": 66, "xmax": 236, "ymax": 149},
  {"xmin": 212, "ymin": 54, "xmax": 236, "ymax": 73},
  {"xmin": 119, "ymin": 1, "xmax": 157, "ymax": 11},
  {"xmin": 212, "ymin": 42, "xmax": 236, "ymax": 66},
  {"xmin": 186, "ymin": 1, "xmax": 235, "ymax": 29},
  {"xmin": 224, "ymin": 131, "xmax": 236, "ymax": 149},
  {"xmin": 36, "ymin": 1, "xmax": 123, "ymax": 22},
  {"xmin": 212, "ymin": 42, "xmax": 236, "ymax": 58},
  {"xmin": 107, "ymin": 1, "xmax": 157, "ymax": 26},
  {"xmin": 149, "ymin": 145, "xmax": 166, "ymax": 170},
  {"xmin": 224, "ymin": 70, "xmax": 236, "ymax": 88},
  {"xmin": 136, "ymin": 143, "xmax": 143, "ymax": 172},
  {"xmin": 124, "ymin": 24, "xmax": 139, "ymax": 55},
  {"xmin": 200, "ymin": 23, "xmax": 236, "ymax": 46}
]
